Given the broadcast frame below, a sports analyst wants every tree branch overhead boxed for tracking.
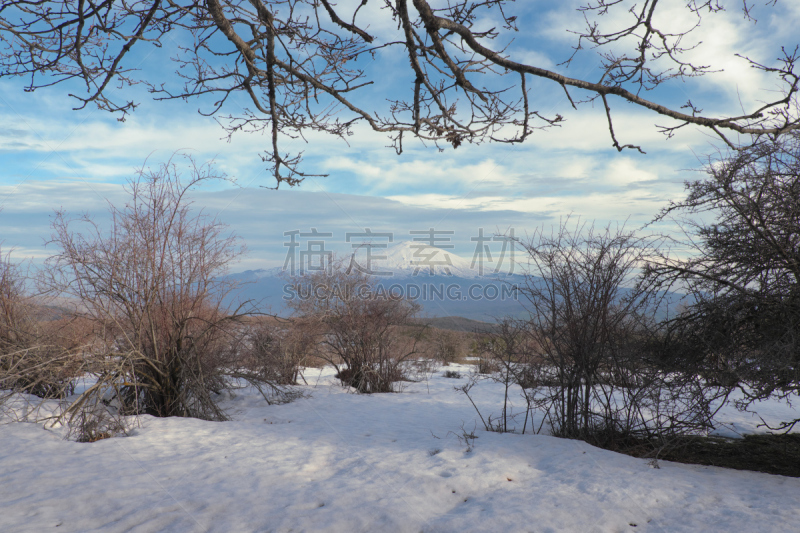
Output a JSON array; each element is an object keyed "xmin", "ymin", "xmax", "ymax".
[{"xmin": 1, "ymin": 0, "xmax": 798, "ymax": 185}]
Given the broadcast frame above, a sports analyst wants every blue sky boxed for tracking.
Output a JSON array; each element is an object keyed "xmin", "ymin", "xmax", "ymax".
[{"xmin": 1, "ymin": 1, "xmax": 798, "ymax": 271}]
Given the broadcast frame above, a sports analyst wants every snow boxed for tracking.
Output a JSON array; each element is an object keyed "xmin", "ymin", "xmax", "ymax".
[
  {"xmin": 371, "ymin": 241, "xmax": 480, "ymax": 278},
  {"xmin": 710, "ymin": 389, "xmax": 800, "ymax": 438},
  {"xmin": 2, "ymin": 365, "xmax": 799, "ymax": 532}
]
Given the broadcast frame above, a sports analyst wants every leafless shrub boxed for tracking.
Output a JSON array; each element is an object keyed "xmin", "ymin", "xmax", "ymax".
[
  {"xmin": 288, "ymin": 262, "xmax": 421, "ymax": 393},
  {"xmin": 646, "ymin": 132, "xmax": 800, "ymax": 432},
  {"xmin": 448, "ymin": 423, "xmax": 479, "ymax": 453},
  {"xmin": 470, "ymin": 350, "xmax": 498, "ymax": 375},
  {"xmin": 240, "ymin": 318, "xmax": 313, "ymax": 385},
  {"xmin": 432, "ymin": 330, "xmax": 462, "ymax": 365},
  {"xmin": 36, "ymin": 156, "xmax": 287, "ymax": 427},
  {"xmin": 405, "ymin": 356, "xmax": 440, "ymax": 387},
  {"xmin": 65, "ymin": 402, "xmax": 130, "ymax": 443},
  {"xmin": 515, "ymin": 219, "xmax": 718, "ymax": 447},
  {"xmin": 472, "ymin": 318, "xmax": 535, "ymax": 433}
]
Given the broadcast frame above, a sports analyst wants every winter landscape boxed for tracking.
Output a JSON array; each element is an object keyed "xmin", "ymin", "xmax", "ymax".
[{"xmin": 3, "ymin": 1, "xmax": 800, "ymax": 532}]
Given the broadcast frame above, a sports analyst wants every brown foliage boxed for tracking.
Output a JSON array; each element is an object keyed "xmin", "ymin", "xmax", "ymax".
[{"xmin": 0, "ymin": 253, "xmax": 84, "ymax": 400}]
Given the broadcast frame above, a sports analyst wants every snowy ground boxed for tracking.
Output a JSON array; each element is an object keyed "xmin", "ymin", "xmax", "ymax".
[{"xmin": 2, "ymin": 365, "xmax": 799, "ymax": 532}]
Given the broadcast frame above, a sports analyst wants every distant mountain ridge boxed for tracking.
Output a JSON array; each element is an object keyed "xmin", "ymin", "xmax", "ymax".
[
  {"xmin": 223, "ymin": 242, "xmax": 528, "ymax": 320},
  {"xmin": 223, "ymin": 242, "xmax": 685, "ymax": 322}
]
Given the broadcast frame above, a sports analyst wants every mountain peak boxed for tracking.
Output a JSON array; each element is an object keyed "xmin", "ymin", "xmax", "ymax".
[{"xmin": 352, "ymin": 241, "xmax": 478, "ymax": 278}]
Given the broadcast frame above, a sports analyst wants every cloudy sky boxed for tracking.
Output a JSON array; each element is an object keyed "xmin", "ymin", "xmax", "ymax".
[{"xmin": 1, "ymin": 0, "xmax": 798, "ymax": 271}]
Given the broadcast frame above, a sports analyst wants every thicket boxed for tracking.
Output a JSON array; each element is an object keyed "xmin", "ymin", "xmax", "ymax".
[
  {"xmin": 645, "ymin": 132, "xmax": 800, "ymax": 433},
  {"xmin": 0, "ymin": 253, "xmax": 84, "ymax": 401}
]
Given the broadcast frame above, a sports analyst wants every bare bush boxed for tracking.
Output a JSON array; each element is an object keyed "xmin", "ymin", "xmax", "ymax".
[
  {"xmin": 517, "ymin": 220, "xmax": 716, "ymax": 447},
  {"xmin": 431, "ymin": 329, "xmax": 463, "ymax": 365},
  {"xmin": 65, "ymin": 403, "xmax": 130, "ymax": 443},
  {"xmin": 41, "ymin": 156, "xmax": 284, "ymax": 424},
  {"xmin": 241, "ymin": 318, "xmax": 312, "ymax": 385},
  {"xmin": 288, "ymin": 263, "xmax": 420, "ymax": 393},
  {"xmin": 472, "ymin": 318, "xmax": 534, "ymax": 433},
  {"xmin": 646, "ymin": 132, "xmax": 800, "ymax": 432},
  {"xmin": 470, "ymin": 337, "xmax": 499, "ymax": 376}
]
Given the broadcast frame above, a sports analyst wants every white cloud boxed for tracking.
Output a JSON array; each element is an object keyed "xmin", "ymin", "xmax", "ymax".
[
  {"xmin": 508, "ymin": 49, "xmax": 558, "ymax": 72},
  {"xmin": 323, "ymin": 156, "xmax": 513, "ymax": 193},
  {"xmin": 385, "ymin": 193, "xmax": 505, "ymax": 212},
  {"xmin": 323, "ymin": 157, "xmax": 383, "ymax": 179},
  {"xmin": 384, "ymin": 185, "xmax": 673, "ymax": 222},
  {"xmin": 603, "ymin": 158, "xmax": 658, "ymax": 187},
  {"xmin": 0, "ymin": 180, "xmax": 123, "ymax": 212}
]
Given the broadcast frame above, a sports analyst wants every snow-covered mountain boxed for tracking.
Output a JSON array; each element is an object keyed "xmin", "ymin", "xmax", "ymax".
[{"xmin": 354, "ymin": 241, "xmax": 481, "ymax": 278}]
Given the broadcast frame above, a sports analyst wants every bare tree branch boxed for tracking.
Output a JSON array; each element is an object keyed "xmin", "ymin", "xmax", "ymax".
[{"xmin": 1, "ymin": 0, "xmax": 798, "ymax": 184}]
